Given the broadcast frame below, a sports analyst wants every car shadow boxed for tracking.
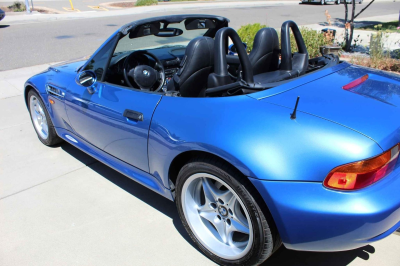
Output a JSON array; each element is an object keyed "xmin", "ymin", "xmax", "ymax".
[
  {"xmin": 60, "ymin": 142, "xmax": 203, "ymax": 253},
  {"xmin": 60, "ymin": 142, "xmax": 377, "ymax": 265},
  {"xmin": 0, "ymin": 25, "xmax": 10, "ymax": 28},
  {"xmin": 263, "ymin": 245, "xmax": 375, "ymax": 265}
]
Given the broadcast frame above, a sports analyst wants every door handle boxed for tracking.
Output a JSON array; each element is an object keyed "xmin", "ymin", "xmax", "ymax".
[{"xmin": 123, "ymin": 109, "xmax": 144, "ymax": 121}]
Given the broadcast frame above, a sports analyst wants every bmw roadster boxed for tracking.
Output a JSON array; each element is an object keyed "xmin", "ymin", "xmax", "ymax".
[{"xmin": 24, "ymin": 14, "xmax": 400, "ymax": 265}]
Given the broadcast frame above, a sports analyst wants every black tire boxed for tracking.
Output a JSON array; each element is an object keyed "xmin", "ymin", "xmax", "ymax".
[
  {"xmin": 27, "ymin": 89, "xmax": 63, "ymax": 146},
  {"xmin": 175, "ymin": 157, "xmax": 281, "ymax": 266}
]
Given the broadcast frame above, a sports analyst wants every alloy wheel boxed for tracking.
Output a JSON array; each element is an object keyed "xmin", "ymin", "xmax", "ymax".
[
  {"xmin": 181, "ymin": 173, "xmax": 253, "ymax": 260},
  {"xmin": 29, "ymin": 95, "xmax": 49, "ymax": 140}
]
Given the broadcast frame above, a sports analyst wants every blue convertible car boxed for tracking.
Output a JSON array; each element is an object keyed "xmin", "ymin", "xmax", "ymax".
[{"xmin": 25, "ymin": 14, "xmax": 400, "ymax": 265}]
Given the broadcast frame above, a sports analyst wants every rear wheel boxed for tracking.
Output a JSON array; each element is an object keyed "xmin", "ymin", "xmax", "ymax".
[
  {"xmin": 28, "ymin": 90, "xmax": 63, "ymax": 146},
  {"xmin": 175, "ymin": 157, "xmax": 280, "ymax": 266}
]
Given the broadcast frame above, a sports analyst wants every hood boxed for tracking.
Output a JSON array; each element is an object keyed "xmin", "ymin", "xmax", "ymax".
[{"xmin": 255, "ymin": 64, "xmax": 400, "ymax": 151}]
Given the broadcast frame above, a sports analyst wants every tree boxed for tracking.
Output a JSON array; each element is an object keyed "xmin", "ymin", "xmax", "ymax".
[{"xmin": 343, "ymin": 0, "xmax": 375, "ymax": 52}]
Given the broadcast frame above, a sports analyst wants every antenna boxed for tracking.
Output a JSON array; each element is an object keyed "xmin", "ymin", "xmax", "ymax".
[{"xmin": 290, "ymin": 96, "xmax": 300, "ymax": 120}]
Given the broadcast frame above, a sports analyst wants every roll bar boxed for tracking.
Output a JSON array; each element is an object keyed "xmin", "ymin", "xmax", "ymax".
[
  {"xmin": 280, "ymin": 20, "xmax": 308, "ymax": 71},
  {"xmin": 213, "ymin": 27, "xmax": 254, "ymax": 85}
]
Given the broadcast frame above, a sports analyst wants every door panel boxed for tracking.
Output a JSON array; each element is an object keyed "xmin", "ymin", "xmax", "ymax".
[{"xmin": 65, "ymin": 82, "xmax": 162, "ymax": 172}]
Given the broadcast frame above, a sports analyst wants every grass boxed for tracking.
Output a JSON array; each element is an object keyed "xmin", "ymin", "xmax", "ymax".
[
  {"xmin": 359, "ymin": 21, "xmax": 400, "ymax": 33},
  {"xmin": 135, "ymin": 0, "xmax": 158, "ymax": 6}
]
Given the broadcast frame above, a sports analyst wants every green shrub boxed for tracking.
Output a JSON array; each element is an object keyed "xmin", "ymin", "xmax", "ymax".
[
  {"xmin": 238, "ymin": 23, "xmax": 333, "ymax": 58},
  {"xmin": 288, "ymin": 27, "xmax": 333, "ymax": 58},
  {"xmin": 369, "ymin": 31, "xmax": 386, "ymax": 60},
  {"xmin": 135, "ymin": 0, "xmax": 158, "ymax": 6},
  {"xmin": 8, "ymin": 1, "xmax": 26, "ymax": 12},
  {"xmin": 237, "ymin": 23, "xmax": 267, "ymax": 53}
]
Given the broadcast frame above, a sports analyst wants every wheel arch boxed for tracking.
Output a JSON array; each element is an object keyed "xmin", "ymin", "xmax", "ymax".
[
  {"xmin": 168, "ymin": 150, "xmax": 246, "ymax": 187},
  {"xmin": 168, "ymin": 150, "xmax": 282, "ymax": 247},
  {"xmin": 24, "ymin": 84, "xmax": 40, "ymax": 108}
]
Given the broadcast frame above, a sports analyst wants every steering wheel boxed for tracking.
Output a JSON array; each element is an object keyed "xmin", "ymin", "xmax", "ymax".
[{"xmin": 123, "ymin": 50, "xmax": 165, "ymax": 92}]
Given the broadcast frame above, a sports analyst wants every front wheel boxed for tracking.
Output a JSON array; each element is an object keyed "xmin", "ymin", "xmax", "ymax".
[
  {"xmin": 175, "ymin": 158, "xmax": 280, "ymax": 266},
  {"xmin": 28, "ymin": 90, "xmax": 63, "ymax": 146}
]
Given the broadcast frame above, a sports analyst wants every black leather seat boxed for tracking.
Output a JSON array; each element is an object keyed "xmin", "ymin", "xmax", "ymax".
[
  {"xmin": 167, "ymin": 36, "xmax": 214, "ymax": 97},
  {"xmin": 248, "ymin": 28, "xmax": 280, "ymax": 75},
  {"xmin": 253, "ymin": 21, "xmax": 309, "ymax": 85}
]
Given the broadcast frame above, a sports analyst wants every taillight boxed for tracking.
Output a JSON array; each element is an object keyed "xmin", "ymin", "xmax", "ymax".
[{"xmin": 324, "ymin": 144, "xmax": 400, "ymax": 190}]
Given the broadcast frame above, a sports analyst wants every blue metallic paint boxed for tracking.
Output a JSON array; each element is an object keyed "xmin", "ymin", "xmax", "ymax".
[
  {"xmin": 23, "ymin": 31, "xmax": 400, "ymax": 252},
  {"xmin": 64, "ymin": 81, "xmax": 162, "ymax": 173},
  {"xmin": 249, "ymin": 159, "xmax": 400, "ymax": 251},
  {"xmin": 253, "ymin": 64, "xmax": 400, "ymax": 151},
  {"xmin": 148, "ymin": 93, "xmax": 383, "ymax": 187},
  {"xmin": 56, "ymin": 127, "xmax": 173, "ymax": 200}
]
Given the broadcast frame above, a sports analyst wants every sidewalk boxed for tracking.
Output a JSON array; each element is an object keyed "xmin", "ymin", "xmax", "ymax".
[{"xmin": 0, "ymin": 63, "xmax": 55, "ymax": 100}]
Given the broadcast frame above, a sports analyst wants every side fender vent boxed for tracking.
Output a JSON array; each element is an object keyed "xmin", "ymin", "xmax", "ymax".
[{"xmin": 46, "ymin": 84, "xmax": 65, "ymax": 98}]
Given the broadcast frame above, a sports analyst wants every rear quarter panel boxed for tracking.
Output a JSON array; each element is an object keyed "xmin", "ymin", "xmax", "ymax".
[{"xmin": 148, "ymin": 94, "xmax": 382, "ymax": 188}]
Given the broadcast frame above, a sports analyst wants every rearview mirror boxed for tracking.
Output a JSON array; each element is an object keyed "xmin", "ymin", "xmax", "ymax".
[
  {"xmin": 77, "ymin": 70, "xmax": 97, "ymax": 88},
  {"xmin": 228, "ymin": 42, "xmax": 248, "ymax": 55},
  {"xmin": 154, "ymin": 28, "xmax": 183, "ymax": 37}
]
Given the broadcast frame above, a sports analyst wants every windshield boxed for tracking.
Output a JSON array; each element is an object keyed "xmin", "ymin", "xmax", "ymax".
[{"xmin": 114, "ymin": 21, "xmax": 208, "ymax": 54}]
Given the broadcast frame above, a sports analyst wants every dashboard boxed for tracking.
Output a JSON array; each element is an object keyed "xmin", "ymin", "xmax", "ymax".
[{"xmin": 107, "ymin": 45, "xmax": 187, "ymax": 90}]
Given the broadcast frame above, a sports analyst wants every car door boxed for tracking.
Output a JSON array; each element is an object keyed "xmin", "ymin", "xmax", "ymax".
[
  {"xmin": 65, "ymin": 81, "xmax": 161, "ymax": 172},
  {"xmin": 63, "ymin": 33, "xmax": 162, "ymax": 173}
]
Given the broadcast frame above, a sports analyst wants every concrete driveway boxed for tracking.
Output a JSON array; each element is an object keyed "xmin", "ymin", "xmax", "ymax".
[{"xmin": 1, "ymin": 64, "xmax": 400, "ymax": 266}]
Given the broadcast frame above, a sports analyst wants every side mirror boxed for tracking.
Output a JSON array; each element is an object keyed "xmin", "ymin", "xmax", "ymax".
[
  {"xmin": 228, "ymin": 42, "xmax": 248, "ymax": 55},
  {"xmin": 77, "ymin": 70, "xmax": 97, "ymax": 87}
]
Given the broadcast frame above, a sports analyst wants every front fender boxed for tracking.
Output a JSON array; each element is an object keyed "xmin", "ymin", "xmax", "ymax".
[
  {"xmin": 148, "ymin": 94, "xmax": 382, "ymax": 189},
  {"xmin": 24, "ymin": 73, "xmax": 49, "ymax": 107},
  {"xmin": 24, "ymin": 67, "xmax": 75, "ymax": 130}
]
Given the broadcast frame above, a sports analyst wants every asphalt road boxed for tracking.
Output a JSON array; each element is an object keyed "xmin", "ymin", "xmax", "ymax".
[
  {"xmin": 0, "ymin": 1, "xmax": 398, "ymax": 70},
  {"xmin": 0, "ymin": 0, "xmax": 131, "ymax": 12},
  {"xmin": 0, "ymin": 0, "xmax": 296, "ymax": 13}
]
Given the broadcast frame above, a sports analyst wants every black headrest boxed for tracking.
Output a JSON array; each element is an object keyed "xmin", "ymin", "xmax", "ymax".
[
  {"xmin": 178, "ymin": 36, "xmax": 214, "ymax": 77},
  {"xmin": 168, "ymin": 36, "xmax": 214, "ymax": 97},
  {"xmin": 251, "ymin": 28, "xmax": 279, "ymax": 58},
  {"xmin": 247, "ymin": 28, "xmax": 280, "ymax": 75}
]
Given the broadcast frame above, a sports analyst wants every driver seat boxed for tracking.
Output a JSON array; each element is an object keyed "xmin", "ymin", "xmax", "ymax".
[{"xmin": 167, "ymin": 36, "xmax": 214, "ymax": 97}]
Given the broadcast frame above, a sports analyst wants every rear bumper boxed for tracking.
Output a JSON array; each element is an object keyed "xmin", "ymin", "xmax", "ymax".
[{"xmin": 249, "ymin": 166, "xmax": 400, "ymax": 251}]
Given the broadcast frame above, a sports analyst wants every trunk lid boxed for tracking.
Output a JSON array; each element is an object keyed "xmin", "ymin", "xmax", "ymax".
[{"xmin": 253, "ymin": 64, "xmax": 400, "ymax": 151}]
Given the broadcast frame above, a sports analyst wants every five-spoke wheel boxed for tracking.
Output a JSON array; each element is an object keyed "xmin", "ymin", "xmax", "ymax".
[
  {"xmin": 182, "ymin": 173, "xmax": 253, "ymax": 260},
  {"xmin": 176, "ymin": 158, "xmax": 281, "ymax": 266},
  {"xmin": 28, "ymin": 90, "xmax": 63, "ymax": 146},
  {"xmin": 30, "ymin": 94, "xmax": 49, "ymax": 140}
]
